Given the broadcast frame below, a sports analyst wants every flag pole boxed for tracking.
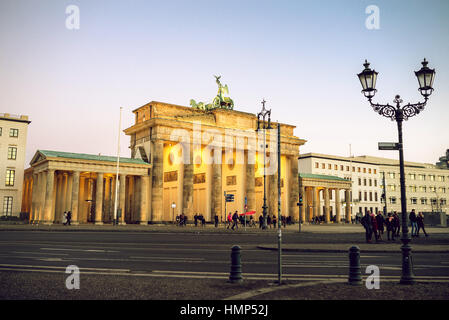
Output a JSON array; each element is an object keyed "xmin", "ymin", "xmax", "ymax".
[{"xmin": 113, "ymin": 107, "xmax": 123, "ymax": 225}]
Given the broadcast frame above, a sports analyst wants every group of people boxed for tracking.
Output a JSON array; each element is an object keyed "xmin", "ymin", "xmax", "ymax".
[
  {"xmin": 175, "ymin": 213, "xmax": 188, "ymax": 226},
  {"xmin": 258, "ymin": 214, "xmax": 291, "ymax": 229},
  {"xmin": 62, "ymin": 211, "xmax": 72, "ymax": 225},
  {"xmin": 193, "ymin": 213, "xmax": 206, "ymax": 227},
  {"xmin": 361, "ymin": 209, "xmax": 429, "ymax": 243}
]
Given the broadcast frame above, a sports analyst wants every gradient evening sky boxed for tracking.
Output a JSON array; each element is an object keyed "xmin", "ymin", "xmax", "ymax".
[{"xmin": 1, "ymin": 0, "xmax": 448, "ymax": 167}]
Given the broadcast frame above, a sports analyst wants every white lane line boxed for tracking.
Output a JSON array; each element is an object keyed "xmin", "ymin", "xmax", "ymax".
[
  {"xmin": 40, "ymin": 248, "xmax": 119, "ymax": 253},
  {"xmin": 0, "ymin": 263, "xmax": 130, "ymax": 272},
  {"xmin": 12, "ymin": 251, "xmax": 69, "ymax": 256},
  {"xmin": 129, "ymin": 256, "xmax": 205, "ymax": 261}
]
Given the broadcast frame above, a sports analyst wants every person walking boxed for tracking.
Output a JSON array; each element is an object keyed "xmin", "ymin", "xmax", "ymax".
[
  {"xmin": 416, "ymin": 212, "xmax": 429, "ymax": 237},
  {"xmin": 370, "ymin": 211, "xmax": 378, "ymax": 242},
  {"xmin": 227, "ymin": 212, "xmax": 232, "ymax": 229},
  {"xmin": 393, "ymin": 212, "xmax": 401, "ymax": 237},
  {"xmin": 386, "ymin": 213, "xmax": 395, "ymax": 241},
  {"xmin": 267, "ymin": 215, "xmax": 272, "ymax": 228},
  {"xmin": 62, "ymin": 211, "xmax": 68, "ymax": 226},
  {"xmin": 259, "ymin": 215, "xmax": 263, "ymax": 229},
  {"xmin": 231, "ymin": 211, "xmax": 239, "ymax": 230},
  {"xmin": 66, "ymin": 211, "xmax": 72, "ymax": 226},
  {"xmin": 409, "ymin": 209, "xmax": 418, "ymax": 237},
  {"xmin": 376, "ymin": 212, "xmax": 385, "ymax": 241},
  {"xmin": 361, "ymin": 211, "xmax": 373, "ymax": 243},
  {"xmin": 214, "ymin": 214, "xmax": 219, "ymax": 228}
]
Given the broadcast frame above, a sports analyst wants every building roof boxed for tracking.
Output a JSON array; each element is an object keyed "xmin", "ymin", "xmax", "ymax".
[
  {"xmin": 299, "ymin": 173, "xmax": 349, "ymax": 182},
  {"xmin": 32, "ymin": 150, "xmax": 148, "ymax": 165}
]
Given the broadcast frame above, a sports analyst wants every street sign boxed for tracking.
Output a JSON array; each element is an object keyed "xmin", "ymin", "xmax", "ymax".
[
  {"xmin": 225, "ymin": 194, "xmax": 234, "ymax": 202},
  {"xmin": 378, "ymin": 142, "xmax": 399, "ymax": 150}
]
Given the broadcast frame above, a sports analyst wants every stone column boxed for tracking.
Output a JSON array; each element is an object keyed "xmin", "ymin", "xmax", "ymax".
[
  {"xmin": 335, "ymin": 188, "xmax": 341, "ymax": 223},
  {"xmin": 212, "ymin": 162, "xmax": 222, "ymax": 221},
  {"xmin": 182, "ymin": 144, "xmax": 194, "ymax": 220},
  {"xmin": 30, "ymin": 173, "xmax": 39, "ymax": 223},
  {"xmin": 139, "ymin": 175, "xmax": 150, "ymax": 224},
  {"xmin": 312, "ymin": 186, "xmax": 317, "ymax": 219},
  {"xmin": 151, "ymin": 140, "xmax": 164, "ymax": 222},
  {"xmin": 71, "ymin": 171, "xmax": 80, "ymax": 225},
  {"xmin": 245, "ymin": 150, "xmax": 255, "ymax": 213},
  {"xmin": 43, "ymin": 169, "xmax": 55, "ymax": 224},
  {"xmin": 119, "ymin": 174, "xmax": 126, "ymax": 224},
  {"xmin": 104, "ymin": 176, "xmax": 111, "ymax": 223},
  {"xmin": 289, "ymin": 156, "xmax": 299, "ymax": 222},
  {"xmin": 55, "ymin": 174, "xmax": 63, "ymax": 223},
  {"xmin": 345, "ymin": 189, "xmax": 351, "ymax": 223},
  {"xmin": 324, "ymin": 187, "xmax": 330, "ymax": 223},
  {"xmin": 95, "ymin": 172, "xmax": 104, "ymax": 224}
]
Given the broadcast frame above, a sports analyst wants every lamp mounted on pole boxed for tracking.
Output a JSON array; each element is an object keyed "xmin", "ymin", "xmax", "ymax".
[{"xmin": 357, "ymin": 58, "xmax": 436, "ymax": 285}]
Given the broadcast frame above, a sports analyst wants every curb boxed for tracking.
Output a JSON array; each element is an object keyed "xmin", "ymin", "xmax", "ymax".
[{"xmin": 256, "ymin": 246, "xmax": 449, "ymax": 254}]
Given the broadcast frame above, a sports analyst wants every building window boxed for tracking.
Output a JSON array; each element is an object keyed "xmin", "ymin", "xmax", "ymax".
[
  {"xmin": 410, "ymin": 185, "xmax": 417, "ymax": 192},
  {"xmin": 431, "ymin": 198, "xmax": 437, "ymax": 206},
  {"xmin": 389, "ymin": 185, "xmax": 396, "ymax": 191},
  {"xmin": 328, "ymin": 164, "xmax": 332, "ymax": 170},
  {"xmin": 358, "ymin": 178, "xmax": 361, "ymax": 186},
  {"xmin": 441, "ymin": 199, "xmax": 447, "ymax": 206},
  {"xmin": 390, "ymin": 197, "xmax": 397, "ymax": 204},
  {"xmin": 322, "ymin": 163, "xmax": 325, "ymax": 169},
  {"xmin": 429, "ymin": 175, "xmax": 435, "ymax": 181},
  {"xmin": 3, "ymin": 196, "xmax": 13, "ymax": 216},
  {"xmin": 369, "ymin": 192, "xmax": 373, "ymax": 201},
  {"xmin": 5, "ymin": 169, "xmax": 15, "ymax": 186},
  {"xmin": 0, "ymin": 127, "xmax": 2, "ymax": 136},
  {"xmin": 410, "ymin": 198, "xmax": 418, "ymax": 205},
  {"xmin": 358, "ymin": 167, "xmax": 361, "ymax": 173},
  {"xmin": 389, "ymin": 172, "xmax": 395, "ymax": 179},
  {"xmin": 334, "ymin": 164, "xmax": 338, "ymax": 170},
  {"xmin": 363, "ymin": 178, "xmax": 367, "ymax": 186},
  {"xmin": 340, "ymin": 165, "xmax": 343, "ymax": 171},
  {"xmin": 374, "ymin": 180, "xmax": 377, "ymax": 187},
  {"xmin": 9, "ymin": 128, "xmax": 19, "ymax": 137},
  {"xmin": 346, "ymin": 166, "xmax": 349, "ymax": 171},
  {"xmin": 374, "ymin": 169, "xmax": 377, "ymax": 174},
  {"xmin": 352, "ymin": 167, "xmax": 355, "ymax": 172},
  {"xmin": 421, "ymin": 198, "xmax": 427, "ymax": 205},
  {"xmin": 315, "ymin": 162, "xmax": 319, "ymax": 169},
  {"xmin": 7, "ymin": 147, "xmax": 17, "ymax": 160},
  {"xmin": 368, "ymin": 168, "xmax": 372, "ymax": 174},
  {"xmin": 419, "ymin": 174, "xmax": 426, "ymax": 181},
  {"xmin": 364, "ymin": 192, "xmax": 367, "ymax": 201},
  {"xmin": 375, "ymin": 192, "xmax": 378, "ymax": 202},
  {"xmin": 363, "ymin": 168, "xmax": 366, "ymax": 173},
  {"xmin": 429, "ymin": 186, "xmax": 436, "ymax": 192},
  {"xmin": 438, "ymin": 187, "xmax": 446, "ymax": 194},
  {"xmin": 438, "ymin": 176, "xmax": 445, "ymax": 182},
  {"xmin": 419, "ymin": 186, "xmax": 427, "ymax": 193},
  {"xmin": 369, "ymin": 179, "xmax": 372, "ymax": 186},
  {"xmin": 359, "ymin": 191, "xmax": 362, "ymax": 200}
]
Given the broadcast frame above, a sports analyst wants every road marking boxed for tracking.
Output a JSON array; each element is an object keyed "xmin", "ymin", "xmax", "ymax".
[
  {"xmin": 0, "ymin": 263, "xmax": 130, "ymax": 272},
  {"xmin": 40, "ymin": 248, "xmax": 119, "ymax": 253},
  {"xmin": 12, "ymin": 251, "xmax": 69, "ymax": 256}
]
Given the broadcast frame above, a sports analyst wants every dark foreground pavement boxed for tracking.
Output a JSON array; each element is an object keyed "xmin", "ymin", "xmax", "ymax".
[{"xmin": 1, "ymin": 270, "xmax": 448, "ymax": 300}]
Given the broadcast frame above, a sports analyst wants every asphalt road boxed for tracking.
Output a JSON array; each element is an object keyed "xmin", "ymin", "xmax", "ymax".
[{"xmin": 1, "ymin": 230, "xmax": 449, "ymax": 283}]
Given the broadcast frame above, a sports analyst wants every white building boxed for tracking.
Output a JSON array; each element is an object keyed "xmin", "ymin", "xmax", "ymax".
[
  {"xmin": 0, "ymin": 113, "xmax": 31, "ymax": 217},
  {"xmin": 299, "ymin": 153, "xmax": 383, "ymax": 219}
]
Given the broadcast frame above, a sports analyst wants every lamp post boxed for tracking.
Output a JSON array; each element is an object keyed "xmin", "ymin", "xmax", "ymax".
[
  {"xmin": 256, "ymin": 99, "xmax": 272, "ymax": 230},
  {"xmin": 357, "ymin": 59, "xmax": 436, "ymax": 285}
]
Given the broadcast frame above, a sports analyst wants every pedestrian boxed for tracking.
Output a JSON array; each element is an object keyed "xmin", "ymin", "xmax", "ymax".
[
  {"xmin": 214, "ymin": 214, "xmax": 219, "ymax": 228},
  {"xmin": 376, "ymin": 212, "xmax": 384, "ymax": 241},
  {"xmin": 393, "ymin": 212, "xmax": 401, "ymax": 237},
  {"xmin": 370, "ymin": 211, "xmax": 378, "ymax": 242},
  {"xmin": 361, "ymin": 211, "xmax": 373, "ymax": 243},
  {"xmin": 386, "ymin": 213, "xmax": 395, "ymax": 241},
  {"xmin": 416, "ymin": 212, "xmax": 429, "ymax": 237},
  {"xmin": 267, "ymin": 215, "xmax": 272, "ymax": 228},
  {"xmin": 231, "ymin": 211, "xmax": 239, "ymax": 230},
  {"xmin": 272, "ymin": 215, "xmax": 277, "ymax": 228},
  {"xmin": 409, "ymin": 209, "xmax": 418, "ymax": 237},
  {"xmin": 62, "ymin": 211, "xmax": 67, "ymax": 226},
  {"xmin": 176, "ymin": 214, "xmax": 180, "ymax": 226},
  {"xmin": 200, "ymin": 214, "xmax": 205, "ymax": 227},
  {"xmin": 66, "ymin": 211, "xmax": 72, "ymax": 226},
  {"xmin": 227, "ymin": 212, "xmax": 232, "ymax": 229},
  {"xmin": 259, "ymin": 215, "xmax": 263, "ymax": 228}
]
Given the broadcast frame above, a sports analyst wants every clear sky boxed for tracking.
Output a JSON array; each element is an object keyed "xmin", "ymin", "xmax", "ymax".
[{"xmin": 1, "ymin": 0, "xmax": 448, "ymax": 167}]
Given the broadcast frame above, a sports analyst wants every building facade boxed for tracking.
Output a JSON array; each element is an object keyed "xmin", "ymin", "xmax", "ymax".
[
  {"xmin": 354, "ymin": 155, "xmax": 449, "ymax": 215},
  {"xmin": 299, "ymin": 153, "xmax": 383, "ymax": 218},
  {"xmin": 0, "ymin": 113, "xmax": 30, "ymax": 217},
  {"xmin": 22, "ymin": 101, "xmax": 305, "ymax": 224}
]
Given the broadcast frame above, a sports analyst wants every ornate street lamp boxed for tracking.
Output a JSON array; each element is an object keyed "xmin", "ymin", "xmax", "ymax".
[
  {"xmin": 357, "ymin": 59, "xmax": 436, "ymax": 285},
  {"xmin": 256, "ymin": 99, "xmax": 272, "ymax": 230}
]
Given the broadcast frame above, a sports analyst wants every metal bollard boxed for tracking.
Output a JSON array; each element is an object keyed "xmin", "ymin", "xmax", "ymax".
[
  {"xmin": 228, "ymin": 245, "xmax": 243, "ymax": 283},
  {"xmin": 348, "ymin": 246, "xmax": 362, "ymax": 285}
]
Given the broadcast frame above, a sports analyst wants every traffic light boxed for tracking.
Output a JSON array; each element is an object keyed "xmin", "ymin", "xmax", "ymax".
[{"xmin": 297, "ymin": 193, "xmax": 303, "ymax": 206}]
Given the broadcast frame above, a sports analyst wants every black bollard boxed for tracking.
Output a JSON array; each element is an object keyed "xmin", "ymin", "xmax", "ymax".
[
  {"xmin": 348, "ymin": 246, "xmax": 362, "ymax": 285},
  {"xmin": 229, "ymin": 245, "xmax": 243, "ymax": 283}
]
